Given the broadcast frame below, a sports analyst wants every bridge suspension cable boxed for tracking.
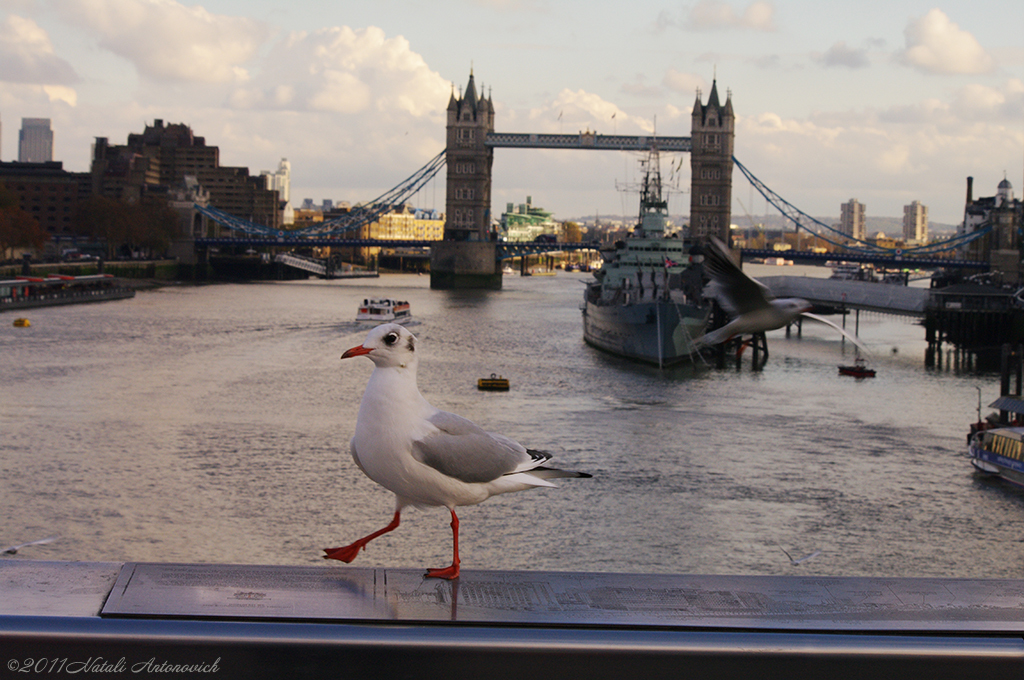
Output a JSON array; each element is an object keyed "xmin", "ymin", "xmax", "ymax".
[
  {"xmin": 195, "ymin": 150, "xmax": 447, "ymax": 239},
  {"xmin": 732, "ymin": 156, "xmax": 990, "ymax": 256},
  {"xmin": 297, "ymin": 150, "xmax": 447, "ymax": 237}
]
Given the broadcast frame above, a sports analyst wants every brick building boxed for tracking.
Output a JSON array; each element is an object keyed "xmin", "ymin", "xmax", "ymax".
[
  {"xmin": 0, "ymin": 161, "xmax": 90, "ymax": 239},
  {"xmin": 91, "ymin": 120, "xmax": 281, "ymax": 230}
]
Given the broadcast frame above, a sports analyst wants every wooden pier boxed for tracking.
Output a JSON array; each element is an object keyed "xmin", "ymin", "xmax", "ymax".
[{"xmin": 925, "ymin": 285, "xmax": 1024, "ymax": 370}]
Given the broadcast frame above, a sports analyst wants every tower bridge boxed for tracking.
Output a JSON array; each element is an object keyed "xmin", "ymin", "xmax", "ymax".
[
  {"xmin": 191, "ymin": 70, "xmax": 991, "ymax": 287},
  {"xmin": 433, "ymin": 70, "xmax": 732, "ymax": 288}
]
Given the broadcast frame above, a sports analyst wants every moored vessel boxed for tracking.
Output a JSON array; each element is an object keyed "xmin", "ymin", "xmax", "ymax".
[
  {"xmin": 968, "ymin": 426, "xmax": 1024, "ymax": 488},
  {"xmin": 356, "ymin": 298, "xmax": 412, "ymax": 324},
  {"xmin": 838, "ymin": 355, "xmax": 876, "ymax": 378},
  {"xmin": 581, "ymin": 149, "xmax": 708, "ymax": 367},
  {"xmin": 0, "ymin": 274, "xmax": 135, "ymax": 311}
]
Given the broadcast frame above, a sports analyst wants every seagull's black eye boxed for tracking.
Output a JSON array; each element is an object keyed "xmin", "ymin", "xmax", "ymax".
[{"xmin": 384, "ymin": 332, "xmax": 399, "ymax": 346}]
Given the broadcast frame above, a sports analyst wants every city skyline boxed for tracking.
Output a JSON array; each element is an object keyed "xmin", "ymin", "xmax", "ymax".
[{"xmin": 0, "ymin": 0, "xmax": 1021, "ymax": 225}]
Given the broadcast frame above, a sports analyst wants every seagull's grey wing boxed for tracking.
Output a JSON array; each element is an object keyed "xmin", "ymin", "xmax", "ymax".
[
  {"xmin": 704, "ymin": 236, "xmax": 773, "ymax": 316},
  {"xmin": 801, "ymin": 312, "xmax": 870, "ymax": 354},
  {"xmin": 412, "ymin": 411, "xmax": 538, "ymax": 484}
]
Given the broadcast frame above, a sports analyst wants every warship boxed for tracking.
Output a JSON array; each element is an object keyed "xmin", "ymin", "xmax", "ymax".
[{"xmin": 581, "ymin": 150, "xmax": 709, "ymax": 367}]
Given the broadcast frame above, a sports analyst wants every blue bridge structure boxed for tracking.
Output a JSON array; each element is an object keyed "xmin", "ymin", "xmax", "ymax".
[
  {"xmin": 191, "ymin": 140, "xmax": 990, "ymax": 273},
  {"xmin": 739, "ymin": 248, "xmax": 986, "ymax": 271},
  {"xmin": 195, "ymin": 236, "xmax": 601, "ymax": 260}
]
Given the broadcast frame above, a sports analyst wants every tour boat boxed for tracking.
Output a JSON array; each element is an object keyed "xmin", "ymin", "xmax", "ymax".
[
  {"xmin": 355, "ymin": 298, "xmax": 412, "ymax": 324},
  {"xmin": 968, "ymin": 426, "xmax": 1024, "ymax": 488}
]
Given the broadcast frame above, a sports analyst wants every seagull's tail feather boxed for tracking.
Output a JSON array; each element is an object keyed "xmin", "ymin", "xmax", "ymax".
[
  {"xmin": 530, "ymin": 467, "xmax": 593, "ymax": 480},
  {"xmin": 504, "ymin": 466, "xmax": 592, "ymax": 489}
]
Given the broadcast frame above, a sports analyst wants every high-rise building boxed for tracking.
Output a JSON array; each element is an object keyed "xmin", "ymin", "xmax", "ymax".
[
  {"xmin": 261, "ymin": 158, "xmax": 293, "ymax": 224},
  {"xmin": 840, "ymin": 199, "xmax": 866, "ymax": 241},
  {"xmin": 689, "ymin": 80, "xmax": 735, "ymax": 244},
  {"xmin": 902, "ymin": 200, "xmax": 928, "ymax": 242},
  {"xmin": 444, "ymin": 71, "xmax": 494, "ymax": 241},
  {"xmin": 18, "ymin": 118, "xmax": 53, "ymax": 163}
]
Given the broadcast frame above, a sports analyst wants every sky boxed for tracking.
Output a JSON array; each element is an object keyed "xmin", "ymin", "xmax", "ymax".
[{"xmin": 0, "ymin": 0, "xmax": 1021, "ymax": 226}]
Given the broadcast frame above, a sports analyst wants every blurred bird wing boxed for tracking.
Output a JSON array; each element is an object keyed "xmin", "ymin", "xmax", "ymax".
[{"xmin": 704, "ymin": 236, "xmax": 773, "ymax": 316}]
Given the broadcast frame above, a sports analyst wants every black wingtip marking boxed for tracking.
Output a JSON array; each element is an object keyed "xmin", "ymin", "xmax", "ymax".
[{"xmin": 526, "ymin": 448, "xmax": 553, "ymax": 463}]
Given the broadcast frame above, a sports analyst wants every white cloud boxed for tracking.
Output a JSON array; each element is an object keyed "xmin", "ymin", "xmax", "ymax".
[
  {"xmin": 229, "ymin": 26, "xmax": 450, "ymax": 118},
  {"xmin": 662, "ymin": 69, "xmax": 706, "ymax": 95},
  {"xmin": 816, "ymin": 41, "xmax": 870, "ymax": 69},
  {"xmin": 42, "ymin": 85, "xmax": 77, "ymax": 106},
  {"xmin": 54, "ymin": 0, "xmax": 271, "ymax": 83},
  {"xmin": 522, "ymin": 89, "xmax": 652, "ymax": 134},
  {"xmin": 0, "ymin": 14, "xmax": 79, "ymax": 85},
  {"xmin": 899, "ymin": 9, "xmax": 994, "ymax": 75},
  {"xmin": 685, "ymin": 1, "xmax": 776, "ymax": 31},
  {"xmin": 736, "ymin": 80, "xmax": 1024, "ymax": 222}
]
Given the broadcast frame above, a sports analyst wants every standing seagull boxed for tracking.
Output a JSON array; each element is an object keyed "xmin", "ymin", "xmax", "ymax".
[
  {"xmin": 695, "ymin": 236, "xmax": 867, "ymax": 352},
  {"xmin": 325, "ymin": 324, "xmax": 590, "ymax": 580}
]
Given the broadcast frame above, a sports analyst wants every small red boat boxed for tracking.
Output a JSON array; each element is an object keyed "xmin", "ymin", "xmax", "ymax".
[{"xmin": 838, "ymin": 356, "xmax": 876, "ymax": 378}]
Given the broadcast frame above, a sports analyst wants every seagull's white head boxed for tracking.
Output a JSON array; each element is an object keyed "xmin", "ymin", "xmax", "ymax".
[
  {"xmin": 342, "ymin": 323, "xmax": 418, "ymax": 369},
  {"xmin": 776, "ymin": 298, "xmax": 813, "ymax": 315}
]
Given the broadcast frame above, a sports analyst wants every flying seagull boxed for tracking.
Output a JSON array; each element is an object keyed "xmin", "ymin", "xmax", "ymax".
[
  {"xmin": 695, "ymin": 236, "xmax": 868, "ymax": 353},
  {"xmin": 324, "ymin": 323, "xmax": 590, "ymax": 580},
  {"xmin": 780, "ymin": 546, "xmax": 821, "ymax": 566},
  {"xmin": 3, "ymin": 536, "xmax": 58, "ymax": 555}
]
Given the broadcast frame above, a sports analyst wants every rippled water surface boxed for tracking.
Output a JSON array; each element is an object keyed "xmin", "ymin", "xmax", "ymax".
[{"xmin": 2, "ymin": 269, "xmax": 1022, "ymax": 577}]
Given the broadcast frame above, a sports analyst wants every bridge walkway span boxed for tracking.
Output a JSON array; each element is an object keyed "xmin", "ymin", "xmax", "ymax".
[{"xmin": 759, "ymin": 276, "xmax": 930, "ymax": 317}]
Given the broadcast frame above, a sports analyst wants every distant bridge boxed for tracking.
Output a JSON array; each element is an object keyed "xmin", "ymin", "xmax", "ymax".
[
  {"xmin": 740, "ymin": 248, "xmax": 988, "ymax": 271},
  {"xmin": 196, "ymin": 237, "xmax": 600, "ymax": 260},
  {"xmin": 197, "ymin": 236, "xmax": 983, "ymax": 272}
]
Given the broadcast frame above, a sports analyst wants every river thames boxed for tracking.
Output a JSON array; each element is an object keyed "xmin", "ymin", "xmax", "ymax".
[{"xmin": 2, "ymin": 267, "xmax": 1021, "ymax": 578}]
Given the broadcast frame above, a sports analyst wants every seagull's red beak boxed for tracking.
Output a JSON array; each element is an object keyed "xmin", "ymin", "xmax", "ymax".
[{"xmin": 341, "ymin": 345, "xmax": 373, "ymax": 359}]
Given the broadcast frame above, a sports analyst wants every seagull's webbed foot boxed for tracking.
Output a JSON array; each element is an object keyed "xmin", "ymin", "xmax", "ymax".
[
  {"xmin": 323, "ymin": 543, "xmax": 364, "ymax": 563},
  {"xmin": 425, "ymin": 564, "xmax": 460, "ymax": 580},
  {"xmin": 323, "ymin": 510, "xmax": 401, "ymax": 563}
]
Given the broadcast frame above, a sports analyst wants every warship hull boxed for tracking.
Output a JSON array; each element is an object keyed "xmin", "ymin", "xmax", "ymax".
[{"xmin": 582, "ymin": 293, "xmax": 707, "ymax": 367}]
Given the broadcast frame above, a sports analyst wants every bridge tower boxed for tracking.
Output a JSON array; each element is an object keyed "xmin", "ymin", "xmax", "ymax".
[
  {"xmin": 431, "ymin": 71, "xmax": 501, "ymax": 289},
  {"xmin": 444, "ymin": 70, "xmax": 494, "ymax": 241},
  {"xmin": 689, "ymin": 81, "xmax": 734, "ymax": 245}
]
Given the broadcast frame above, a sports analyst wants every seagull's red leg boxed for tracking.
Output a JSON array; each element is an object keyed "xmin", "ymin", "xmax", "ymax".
[
  {"xmin": 425, "ymin": 509, "xmax": 460, "ymax": 580},
  {"xmin": 323, "ymin": 511, "xmax": 400, "ymax": 563}
]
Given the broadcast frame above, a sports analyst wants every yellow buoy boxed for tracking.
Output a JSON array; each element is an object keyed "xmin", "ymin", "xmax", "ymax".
[
  {"xmin": 13, "ymin": 318, "xmax": 31, "ymax": 327},
  {"xmin": 477, "ymin": 373, "xmax": 510, "ymax": 391}
]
